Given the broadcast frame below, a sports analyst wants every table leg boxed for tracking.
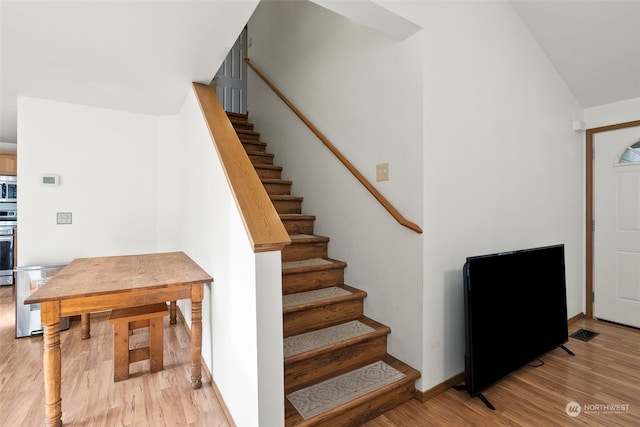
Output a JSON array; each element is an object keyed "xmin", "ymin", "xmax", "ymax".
[
  {"xmin": 169, "ymin": 300, "xmax": 177, "ymax": 325},
  {"xmin": 41, "ymin": 301, "xmax": 62, "ymax": 427},
  {"xmin": 190, "ymin": 284, "xmax": 204, "ymax": 389},
  {"xmin": 81, "ymin": 312, "xmax": 91, "ymax": 340}
]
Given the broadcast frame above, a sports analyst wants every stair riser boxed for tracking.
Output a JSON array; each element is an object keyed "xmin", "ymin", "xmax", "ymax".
[
  {"xmin": 237, "ymin": 131, "xmax": 260, "ymax": 141},
  {"xmin": 249, "ymin": 153, "xmax": 274, "ymax": 165},
  {"xmin": 282, "ymin": 242, "xmax": 328, "ymax": 262},
  {"xmin": 242, "ymin": 141, "xmax": 266, "ymax": 153},
  {"xmin": 273, "ymin": 200, "xmax": 302, "ymax": 215},
  {"xmin": 283, "ymin": 268, "xmax": 344, "ymax": 294},
  {"xmin": 256, "ymin": 168, "xmax": 282, "ymax": 180},
  {"xmin": 282, "ymin": 219, "xmax": 314, "ymax": 235},
  {"xmin": 285, "ymin": 335, "xmax": 387, "ymax": 392},
  {"xmin": 283, "ymin": 300, "xmax": 364, "ymax": 337},
  {"xmin": 226, "ymin": 112, "xmax": 248, "ymax": 121},
  {"xmin": 264, "ymin": 182, "xmax": 291, "ymax": 195},
  {"xmin": 231, "ymin": 122, "xmax": 253, "ymax": 131},
  {"xmin": 293, "ymin": 380, "xmax": 416, "ymax": 427}
]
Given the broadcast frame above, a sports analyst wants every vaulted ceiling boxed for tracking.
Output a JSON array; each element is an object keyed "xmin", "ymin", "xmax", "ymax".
[
  {"xmin": 1, "ymin": 0, "xmax": 638, "ymax": 144},
  {"xmin": 510, "ymin": 0, "xmax": 640, "ymax": 108}
]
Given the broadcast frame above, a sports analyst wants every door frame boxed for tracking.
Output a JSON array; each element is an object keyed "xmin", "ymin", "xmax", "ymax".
[{"xmin": 585, "ymin": 119, "xmax": 640, "ymax": 318}]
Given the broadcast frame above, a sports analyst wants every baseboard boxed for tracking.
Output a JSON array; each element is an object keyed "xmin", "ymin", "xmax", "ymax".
[
  {"xmin": 414, "ymin": 313, "xmax": 588, "ymax": 403},
  {"xmin": 568, "ymin": 312, "xmax": 585, "ymax": 324},
  {"xmin": 413, "ymin": 312, "xmax": 588, "ymax": 403},
  {"xmin": 175, "ymin": 305, "xmax": 237, "ymax": 427},
  {"xmin": 414, "ymin": 372, "xmax": 465, "ymax": 403}
]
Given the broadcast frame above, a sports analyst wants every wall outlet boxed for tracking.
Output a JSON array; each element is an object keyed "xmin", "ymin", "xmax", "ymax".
[
  {"xmin": 376, "ymin": 163, "xmax": 389, "ymax": 181},
  {"xmin": 56, "ymin": 212, "xmax": 72, "ymax": 225}
]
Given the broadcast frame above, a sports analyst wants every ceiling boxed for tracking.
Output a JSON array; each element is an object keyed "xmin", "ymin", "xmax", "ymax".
[
  {"xmin": 0, "ymin": 0, "xmax": 638, "ymax": 143},
  {"xmin": 0, "ymin": 0, "xmax": 257, "ymax": 143},
  {"xmin": 510, "ymin": 0, "xmax": 640, "ymax": 108}
]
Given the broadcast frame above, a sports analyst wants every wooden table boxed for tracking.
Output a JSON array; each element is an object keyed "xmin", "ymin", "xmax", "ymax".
[{"xmin": 24, "ymin": 252, "xmax": 213, "ymax": 427}]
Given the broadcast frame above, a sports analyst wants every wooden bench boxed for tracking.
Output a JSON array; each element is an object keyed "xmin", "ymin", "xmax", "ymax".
[{"xmin": 108, "ymin": 303, "xmax": 169, "ymax": 382}]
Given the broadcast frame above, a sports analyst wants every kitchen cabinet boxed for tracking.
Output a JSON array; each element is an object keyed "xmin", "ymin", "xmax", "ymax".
[{"xmin": 0, "ymin": 151, "xmax": 16, "ymax": 175}]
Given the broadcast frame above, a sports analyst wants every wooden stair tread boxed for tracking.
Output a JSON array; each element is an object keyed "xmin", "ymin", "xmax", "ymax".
[
  {"xmin": 261, "ymin": 178, "xmax": 292, "ymax": 184},
  {"xmin": 235, "ymin": 128, "xmax": 260, "ymax": 137},
  {"xmin": 271, "ymin": 195, "xmax": 303, "ymax": 201},
  {"xmin": 225, "ymin": 111, "xmax": 248, "ymax": 120},
  {"xmin": 240, "ymin": 139, "xmax": 266, "ymax": 147},
  {"xmin": 229, "ymin": 117, "xmax": 250, "ymax": 125},
  {"xmin": 284, "ymin": 317, "xmax": 389, "ymax": 363},
  {"xmin": 287, "ymin": 233, "xmax": 328, "ymax": 243},
  {"xmin": 280, "ymin": 214, "xmax": 316, "ymax": 220},
  {"xmin": 282, "ymin": 257, "xmax": 346, "ymax": 274},
  {"xmin": 247, "ymin": 150, "xmax": 273, "ymax": 157},
  {"xmin": 245, "ymin": 150, "xmax": 275, "ymax": 160},
  {"xmin": 231, "ymin": 122, "xmax": 254, "ymax": 130},
  {"xmin": 255, "ymin": 164, "xmax": 282, "ymax": 171},
  {"xmin": 283, "ymin": 285, "xmax": 366, "ymax": 313},
  {"xmin": 227, "ymin": 113, "xmax": 249, "ymax": 123},
  {"xmin": 284, "ymin": 354, "xmax": 420, "ymax": 426}
]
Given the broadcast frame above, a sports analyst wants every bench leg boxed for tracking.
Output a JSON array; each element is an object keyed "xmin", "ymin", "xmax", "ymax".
[
  {"xmin": 169, "ymin": 301, "xmax": 177, "ymax": 325},
  {"xmin": 149, "ymin": 317, "xmax": 164, "ymax": 373},
  {"xmin": 112, "ymin": 322, "xmax": 130, "ymax": 382},
  {"xmin": 81, "ymin": 313, "xmax": 91, "ymax": 340}
]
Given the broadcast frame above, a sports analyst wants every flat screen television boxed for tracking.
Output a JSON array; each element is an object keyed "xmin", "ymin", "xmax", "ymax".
[{"xmin": 460, "ymin": 244, "xmax": 571, "ymax": 409}]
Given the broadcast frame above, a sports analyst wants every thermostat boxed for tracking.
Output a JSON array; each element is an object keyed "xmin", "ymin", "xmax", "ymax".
[{"xmin": 41, "ymin": 174, "xmax": 60, "ymax": 186}]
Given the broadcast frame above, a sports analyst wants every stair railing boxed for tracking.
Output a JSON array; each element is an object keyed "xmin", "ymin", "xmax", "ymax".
[
  {"xmin": 245, "ymin": 58, "xmax": 423, "ymax": 234},
  {"xmin": 192, "ymin": 82, "xmax": 291, "ymax": 252}
]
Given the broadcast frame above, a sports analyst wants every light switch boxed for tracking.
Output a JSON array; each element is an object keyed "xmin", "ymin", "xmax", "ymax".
[
  {"xmin": 376, "ymin": 163, "xmax": 389, "ymax": 181},
  {"xmin": 57, "ymin": 212, "xmax": 72, "ymax": 225}
]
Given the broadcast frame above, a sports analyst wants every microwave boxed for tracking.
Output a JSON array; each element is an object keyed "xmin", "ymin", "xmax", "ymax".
[{"xmin": 0, "ymin": 176, "xmax": 16, "ymax": 202}]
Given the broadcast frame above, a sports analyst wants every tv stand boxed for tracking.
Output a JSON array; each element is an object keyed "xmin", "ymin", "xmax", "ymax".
[
  {"xmin": 453, "ymin": 384, "xmax": 496, "ymax": 410},
  {"xmin": 560, "ymin": 344, "xmax": 575, "ymax": 356},
  {"xmin": 477, "ymin": 393, "xmax": 496, "ymax": 410}
]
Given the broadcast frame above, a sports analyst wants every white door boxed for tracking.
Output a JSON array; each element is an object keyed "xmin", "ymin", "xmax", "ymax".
[
  {"xmin": 594, "ymin": 125, "xmax": 640, "ymax": 327},
  {"xmin": 212, "ymin": 27, "xmax": 247, "ymax": 113}
]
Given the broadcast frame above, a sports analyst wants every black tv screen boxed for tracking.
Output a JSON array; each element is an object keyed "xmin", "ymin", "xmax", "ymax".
[{"xmin": 463, "ymin": 244, "xmax": 569, "ymax": 398}]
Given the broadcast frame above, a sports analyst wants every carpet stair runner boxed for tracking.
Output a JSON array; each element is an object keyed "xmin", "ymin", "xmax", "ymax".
[{"xmin": 227, "ymin": 111, "xmax": 420, "ymax": 426}]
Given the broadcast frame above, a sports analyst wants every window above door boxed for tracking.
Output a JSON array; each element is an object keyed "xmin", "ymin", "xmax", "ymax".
[{"xmin": 617, "ymin": 139, "xmax": 640, "ymax": 165}]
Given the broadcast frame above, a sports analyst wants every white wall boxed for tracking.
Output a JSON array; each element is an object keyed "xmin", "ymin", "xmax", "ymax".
[
  {"xmin": 584, "ymin": 97, "xmax": 640, "ymax": 128},
  {"xmin": 17, "ymin": 96, "xmax": 158, "ymax": 265},
  {"xmin": 156, "ymin": 89, "xmax": 284, "ymax": 426},
  {"xmin": 248, "ymin": 0, "xmax": 585, "ymax": 393},
  {"xmin": 386, "ymin": 0, "xmax": 585, "ymax": 389},
  {"xmin": 248, "ymin": 0, "xmax": 424, "ymax": 377}
]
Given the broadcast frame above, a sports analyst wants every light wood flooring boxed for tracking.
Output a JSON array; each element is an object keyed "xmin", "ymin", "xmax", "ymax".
[
  {"xmin": 364, "ymin": 317, "xmax": 640, "ymax": 426},
  {"xmin": 0, "ymin": 285, "xmax": 231, "ymax": 427},
  {"xmin": 3, "ymin": 284, "xmax": 640, "ymax": 426}
]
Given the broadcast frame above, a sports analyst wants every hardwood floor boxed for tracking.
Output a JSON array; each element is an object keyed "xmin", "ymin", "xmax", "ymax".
[
  {"xmin": 4, "ymin": 281, "xmax": 640, "ymax": 426},
  {"xmin": 364, "ymin": 317, "xmax": 640, "ymax": 426},
  {"xmin": 0, "ymin": 286, "xmax": 231, "ymax": 427}
]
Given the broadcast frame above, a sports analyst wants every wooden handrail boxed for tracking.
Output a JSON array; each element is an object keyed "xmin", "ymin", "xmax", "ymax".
[
  {"xmin": 192, "ymin": 83, "xmax": 291, "ymax": 253},
  {"xmin": 244, "ymin": 58, "xmax": 423, "ymax": 234}
]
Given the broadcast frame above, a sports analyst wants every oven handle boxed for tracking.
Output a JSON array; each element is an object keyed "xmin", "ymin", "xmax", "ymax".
[{"xmin": 0, "ymin": 234, "xmax": 13, "ymax": 241}]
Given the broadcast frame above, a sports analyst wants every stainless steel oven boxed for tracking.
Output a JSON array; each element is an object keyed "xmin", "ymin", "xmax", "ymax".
[
  {"xmin": 0, "ymin": 226, "xmax": 14, "ymax": 285},
  {"xmin": 0, "ymin": 175, "xmax": 16, "ymax": 202},
  {"xmin": 0, "ymin": 201, "xmax": 16, "ymax": 285}
]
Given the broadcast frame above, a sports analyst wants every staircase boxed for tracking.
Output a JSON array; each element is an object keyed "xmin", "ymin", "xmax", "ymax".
[{"xmin": 227, "ymin": 111, "xmax": 420, "ymax": 426}]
